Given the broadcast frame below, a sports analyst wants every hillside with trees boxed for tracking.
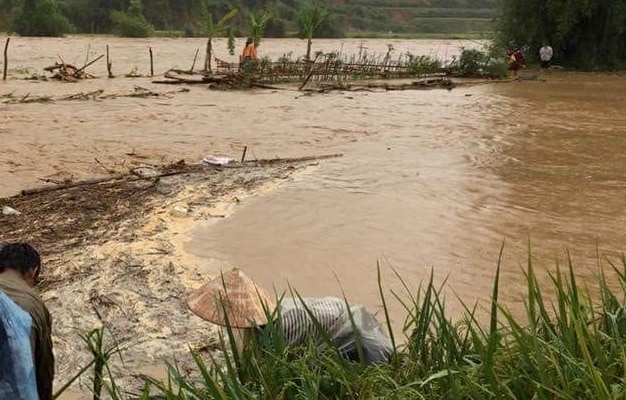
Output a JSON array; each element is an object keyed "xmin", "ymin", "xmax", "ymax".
[{"xmin": 0, "ymin": 0, "xmax": 497, "ymax": 37}]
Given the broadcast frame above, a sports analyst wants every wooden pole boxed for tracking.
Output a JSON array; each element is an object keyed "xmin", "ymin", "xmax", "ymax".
[
  {"xmin": 190, "ymin": 48, "xmax": 199, "ymax": 72},
  {"xmin": 72, "ymin": 54, "xmax": 104, "ymax": 77},
  {"xmin": 3, "ymin": 37, "xmax": 9, "ymax": 81},
  {"xmin": 106, "ymin": 45, "xmax": 113, "ymax": 78},
  {"xmin": 241, "ymin": 146, "xmax": 247, "ymax": 163},
  {"xmin": 298, "ymin": 53, "xmax": 320, "ymax": 91},
  {"xmin": 149, "ymin": 47, "xmax": 154, "ymax": 77},
  {"xmin": 299, "ymin": 64, "xmax": 316, "ymax": 91}
]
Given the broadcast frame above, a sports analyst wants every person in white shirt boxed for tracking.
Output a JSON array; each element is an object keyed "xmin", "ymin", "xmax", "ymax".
[{"xmin": 539, "ymin": 43, "xmax": 554, "ymax": 69}]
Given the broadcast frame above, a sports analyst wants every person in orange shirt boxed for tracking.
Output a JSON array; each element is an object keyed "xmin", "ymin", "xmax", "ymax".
[{"xmin": 239, "ymin": 37, "xmax": 257, "ymax": 72}]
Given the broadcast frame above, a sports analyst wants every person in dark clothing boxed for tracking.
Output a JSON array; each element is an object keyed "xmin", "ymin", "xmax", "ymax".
[
  {"xmin": 0, "ymin": 242, "xmax": 54, "ymax": 400},
  {"xmin": 507, "ymin": 45, "xmax": 526, "ymax": 77}
]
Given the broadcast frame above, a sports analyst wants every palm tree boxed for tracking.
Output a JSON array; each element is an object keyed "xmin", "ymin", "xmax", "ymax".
[
  {"xmin": 298, "ymin": 0, "xmax": 328, "ymax": 61},
  {"xmin": 246, "ymin": 7, "xmax": 273, "ymax": 49},
  {"xmin": 204, "ymin": 9, "xmax": 238, "ymax": 72}
]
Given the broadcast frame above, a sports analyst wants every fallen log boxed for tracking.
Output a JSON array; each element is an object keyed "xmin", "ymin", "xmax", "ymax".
[
  {"xmin": 245, "ymin": 153, "xmax": 344, "ymax": 165},
  {"xmin": 21, "ymin": 175, "xmax": 126, "ymax": 196},
  {"xmin": 19, "ymin": 153, "xmax": 343, "ymax": 196},
  {"xmin": 73, "ymin": 54, "xmax": 104, "ymax": 77},
  {"xmin": 250, "ymin": 83, "xmax": 288, "ymax": 90},
  {"xmin": 159, "ymin": 72, "xmax": 206, "ymax": 84},
  {"xmin": 44, "ymin": 62, "xmax": 78, "ymax": 72},
  {"xmin": 152, "ymin": 79, "xmax": 193, "ymax": 85}
]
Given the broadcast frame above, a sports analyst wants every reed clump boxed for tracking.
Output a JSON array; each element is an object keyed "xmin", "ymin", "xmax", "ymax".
[{"xmin": 67, "ymin": 251, "xmax": 626, "ymax": 399}]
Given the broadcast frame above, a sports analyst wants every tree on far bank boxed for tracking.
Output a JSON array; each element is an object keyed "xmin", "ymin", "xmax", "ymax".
[
  {"xmin": 0, "ymin": 0, "xmax": 16, "ymax": 31},
  {"xmin": 496, "ymin": 0, "xmax": 626, "ymax": 70},
  {"xmin": 297, "ymin": 0, "xmax": 328, "ymax": 60},
  {"xmin": 11, "ymin": 0, "xmax": 70, "ymax": 36}
]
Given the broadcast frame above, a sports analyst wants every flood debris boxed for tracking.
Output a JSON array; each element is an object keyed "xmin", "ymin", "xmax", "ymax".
[
  {"xmin": 0, "ymin": 152, "xmax": 342, "ymax": 257},
  {"xmin": 2, "ymin": 205, "xmax": 21, "ymax": 215},
  {"xmin": 1, "ymin": 92, "xmax": 54, "ymax": 104},
  {"xmin": 1, "ymin": 87, "xmax": 189, "ymax": 104},
  {"xmin": 43, "ymin": 54, "xmax": 104, "ymax": 81}
]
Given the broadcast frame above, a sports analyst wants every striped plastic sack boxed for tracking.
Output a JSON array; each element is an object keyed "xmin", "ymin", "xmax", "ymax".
[{"xmin": 279, "ymin": 297, "xmax": 393, "ymax": 364}]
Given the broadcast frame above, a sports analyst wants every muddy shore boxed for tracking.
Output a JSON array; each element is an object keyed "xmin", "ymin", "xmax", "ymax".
[{"xmin": 1, "ymin": 156, "xmax": 317, "ymax": 398}]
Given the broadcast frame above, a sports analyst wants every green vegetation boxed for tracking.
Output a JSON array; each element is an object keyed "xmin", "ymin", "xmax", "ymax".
[
  {"xmin": 0, "ymin": 0, "xmax": 496, "ymax": 37},
  {"xmin": 204, "ymin": 9, "xmax": 238, "ymax": 71},
  {"xmin": 9, "ymin": 0, "xmax": 70, "ymax": 36},
  {"xmin": 450, "ymin": 46, "xmax": 508, "ymax": 78},
  {"xmin": 109, "ymin": 0, "xmax": 153, "ymax": 37},
  {"xmin": 246, "ymin": 7, "xmax": 273, "ymax": 48},
  {"xmin": 297, "ymin": 0, "xmax": 329, "ymax": 60},
  {"xmin": 496, "ymin": 0, "xmax": 626, "ymax": 70},
  {"xmin": 60, "ymin": 251, "xmax": 626, "ymax": 399}
]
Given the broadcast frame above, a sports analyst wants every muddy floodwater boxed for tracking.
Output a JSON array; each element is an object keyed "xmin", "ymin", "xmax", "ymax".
[{"xmin": 2, "ymin": 36, "xmax": 626, "ymax": 334}]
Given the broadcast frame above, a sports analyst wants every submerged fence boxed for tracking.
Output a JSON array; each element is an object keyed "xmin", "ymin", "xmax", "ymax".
[{"xmin": 213, "ymin": 50, "xmax": 447, "ymax": 84}]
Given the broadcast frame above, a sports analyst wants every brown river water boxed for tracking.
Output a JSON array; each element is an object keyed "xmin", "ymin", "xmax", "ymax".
[{"xmin": 2, "ymin": 36, "xmax": 626, "ymax": 337}]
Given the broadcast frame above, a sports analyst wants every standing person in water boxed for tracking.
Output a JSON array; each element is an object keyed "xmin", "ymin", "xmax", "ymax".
[
  {"xmin": 239, "ymin": 37, "xmax": 258, "ymax": 72},
  {"xmin": 539, "ymin": 42, "xmax": 554, "ymax": 69},
  {"xmin": 507, "ymin": 44, "xmax": 526, "ymax": 77}
]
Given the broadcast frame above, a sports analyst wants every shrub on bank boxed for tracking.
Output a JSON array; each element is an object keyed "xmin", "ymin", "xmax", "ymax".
[
  {"xmin": 449, "ymin": 46, "xmax": 508, "ymax": 79},
  {"xmin": 10, "ymin": 0, "xmax": 71, "ymax": 36},
  {"xmin": 110, "ymin": 10, "xmax": 154, "ymax": 38},
  {"xmin": 59, "ymin": 252, "xmax": 626, "ymax": 399},
  {"xmin": 109, "ymin": 0, "xmax": 154, "ymax": 38}
]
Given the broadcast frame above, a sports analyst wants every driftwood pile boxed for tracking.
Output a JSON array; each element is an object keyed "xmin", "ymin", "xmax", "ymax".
[
  {"xmin": 0, "ymin": 160, "xmax": 189, "ymax": 260},
  {"xmin": 42, "ymin": 54, "xmax": 105, "ymax": 81}
]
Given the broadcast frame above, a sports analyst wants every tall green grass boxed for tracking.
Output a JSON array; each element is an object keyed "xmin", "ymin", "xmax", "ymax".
[{"xmin": 67, "ymin": 252, "xmax": 626, "ymax": 399}]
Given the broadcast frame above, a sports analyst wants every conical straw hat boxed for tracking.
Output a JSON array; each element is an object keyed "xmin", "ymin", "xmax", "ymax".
[{"xmin": 186, "ymin": 268, "xmax": 277, "ymax": 328}]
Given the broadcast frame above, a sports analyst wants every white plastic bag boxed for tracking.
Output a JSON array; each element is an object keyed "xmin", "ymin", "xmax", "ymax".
[{"xmin": 202, "ymin": 156, "xmax": 235, "ymax": 166}]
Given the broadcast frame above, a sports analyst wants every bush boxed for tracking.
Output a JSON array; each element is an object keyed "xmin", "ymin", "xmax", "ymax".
[
  {"xmin": 314, "ymin": 14, "xmax": 344, "ymax": 38},
  {"xmin": 405, "ymin": 52, "xmax": 443, "ymax": 75},
  {"xmin": 450, "ymin": 46, "xmax": 508, "ymax": 78},
  {"xmin": 11, "ymin": 0, "xmax": 70, "ymax": 36},
  {"xmin": 264, "ymin": 17, "xmax": 286, "ymax": 38},
  {"xmin": 110, "ymin": 9, "xmax": 154, "ymax": 37}
]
